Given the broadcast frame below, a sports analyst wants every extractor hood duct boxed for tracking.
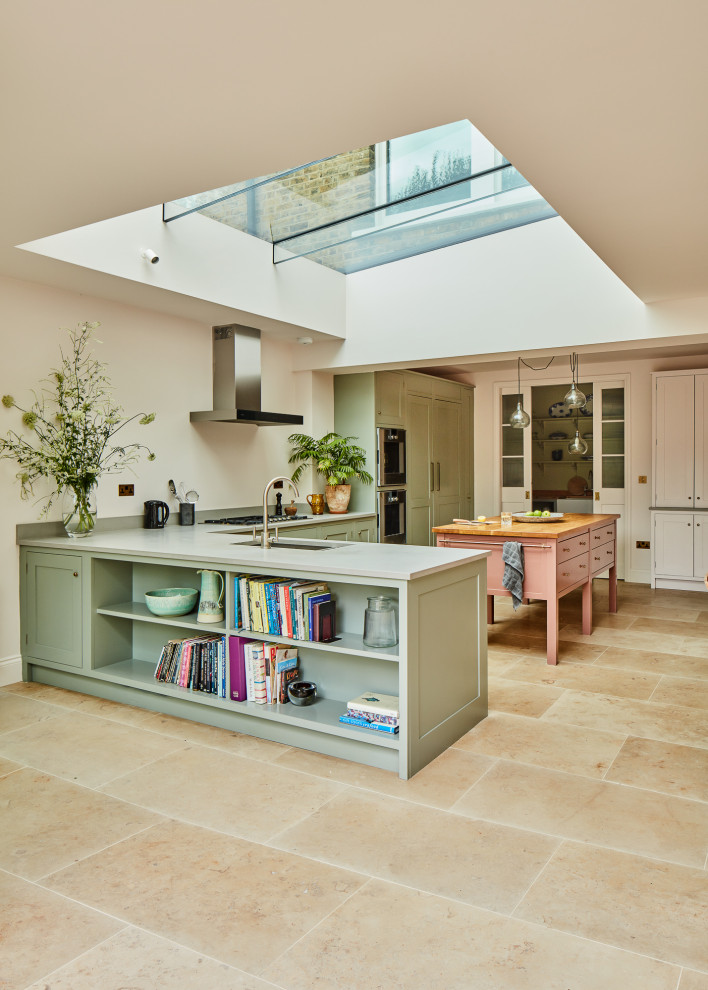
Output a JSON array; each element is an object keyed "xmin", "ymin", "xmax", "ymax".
[{"xmin": 190, "ymin": 325, "xmax": 304, "ymax": 426}]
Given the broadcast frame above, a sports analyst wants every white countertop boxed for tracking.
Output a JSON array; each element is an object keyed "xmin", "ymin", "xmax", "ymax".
[{"xmin": 19, "ymin": 524, "xmax": 490, "ymax": 582}]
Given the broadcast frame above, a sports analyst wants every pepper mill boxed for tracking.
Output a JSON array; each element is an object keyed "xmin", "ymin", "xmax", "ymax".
[{"xmin": 275, "ymin": 492, "xmax": 283, "ymax": 516}]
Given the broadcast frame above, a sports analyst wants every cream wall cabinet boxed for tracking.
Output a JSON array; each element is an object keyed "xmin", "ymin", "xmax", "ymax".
[{"xmin": 653, "ymin": 371, "xmax": 708, "ymax": 508}]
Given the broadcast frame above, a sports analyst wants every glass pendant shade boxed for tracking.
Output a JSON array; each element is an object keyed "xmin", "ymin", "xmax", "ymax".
[
  {"xmin": 564, "ymin": 382, "xmax": 586, "ymax": 409},
  {"xmin": 509, "ymin": 401, "xmax": 531, "ymax": 429},
  {"xmin": 568, "ymin": 430, "xmax": 588, "ymax": 455}
]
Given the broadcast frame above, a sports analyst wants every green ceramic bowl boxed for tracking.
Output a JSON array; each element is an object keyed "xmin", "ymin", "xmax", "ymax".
[{"xmin": 144, "ymin": 587, "xmax": 198, "ymax": 617}]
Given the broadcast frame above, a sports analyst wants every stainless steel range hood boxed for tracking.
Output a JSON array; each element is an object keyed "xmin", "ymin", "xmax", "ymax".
[{"xmin": 190, "ymin": 325, "xmax": 304, "ymax": 426}]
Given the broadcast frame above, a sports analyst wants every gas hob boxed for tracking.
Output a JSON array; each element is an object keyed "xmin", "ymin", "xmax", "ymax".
[{"xmin": 203, "ymin": 514, "xmax": 310, "ymax": 525}]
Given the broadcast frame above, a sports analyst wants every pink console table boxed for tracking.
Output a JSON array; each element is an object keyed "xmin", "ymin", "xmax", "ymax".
[{"xmin": 433, "ymin": 514, "xmax": 619, "ymax": 665}]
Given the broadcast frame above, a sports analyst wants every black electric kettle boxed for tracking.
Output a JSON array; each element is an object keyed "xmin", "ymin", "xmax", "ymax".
[{"xmin": 144, "ymin": 500, "xmax": 170, "ymax": 529}]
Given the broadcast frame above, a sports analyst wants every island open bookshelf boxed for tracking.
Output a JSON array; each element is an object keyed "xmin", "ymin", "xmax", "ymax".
[{"xmin": 20, "ymin": 534, "xmax": 488, "ymax": 779}]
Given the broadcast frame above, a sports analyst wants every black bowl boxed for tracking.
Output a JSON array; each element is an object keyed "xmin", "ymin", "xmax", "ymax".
[{"xmin": 287, "ymin": 680, "xmax": 318, "ymax": 706}]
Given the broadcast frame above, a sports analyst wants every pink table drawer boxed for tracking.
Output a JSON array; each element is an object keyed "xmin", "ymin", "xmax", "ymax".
[
  {"xmin": 591, "ymin": 526, "xmax": 615, "ymax": 548},
  {"xmin": 440, "ymin": 541, "xmax": 550, "ymax": 598},
  {"xmin": 557, "ymin": 533, "xmax": 591, "ymax": 562},
  {"xmin": 591, "ymin": 545, "xmax": 615, "ymax": 574},
  {"xmin": 557, "ymin": 552, "xmax": 590, "ymax": 591}
]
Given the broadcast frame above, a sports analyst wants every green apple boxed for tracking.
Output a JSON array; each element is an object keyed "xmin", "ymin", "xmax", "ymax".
[
  {"xmin": 542, "ymin": 510, "xmax": 551, "ymax": 517},
  {"xmin": 525, "ymin": 511, "xmax": 534, "ymax": 516},
  {"xmin": 534, "ymin": 510, "xmax": 542, "ymax": 516}
]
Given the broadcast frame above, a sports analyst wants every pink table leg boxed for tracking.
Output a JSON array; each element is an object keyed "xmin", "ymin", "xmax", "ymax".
[
  {"xmin": 487, "ymin": 595, "xmax": 494, "ymax": 624},
  {"xmin": 546, "ymin": 596, "xmax": 559, "ymax": 665},
  {"xmin": 608, "ymin": 562, "xmax": 617, "ymax": 613},
  {"xmin": 582, "ymin": 578, "xmax": 592, "ymax": 635}
]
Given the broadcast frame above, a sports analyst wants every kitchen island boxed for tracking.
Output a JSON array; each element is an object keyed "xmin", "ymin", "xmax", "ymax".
[
  {"xmin": 433, "ymin": 513, "xmax": 619, "ymax": 665},
  {"xmin": 18, "ymin": 526, "xmax": 489, "ymax": 779}
]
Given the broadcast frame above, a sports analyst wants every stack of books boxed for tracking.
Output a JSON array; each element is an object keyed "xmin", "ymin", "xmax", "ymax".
[
  {"xmin": 228, "ymin": 636, "xmax": 300, "ymax": 704},
  {"xmin": 234, "ymin": 574, "xmax": 336, "ymax": 642},
  {"xmin": 154, "ymin": 635, "xmax": 226, "ymax": 697},
  {"xmin": 339, "ymin": 692, "xmax": 400, "ymax": 733}
]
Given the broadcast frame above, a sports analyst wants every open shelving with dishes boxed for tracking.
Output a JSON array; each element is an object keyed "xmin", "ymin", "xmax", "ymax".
[{"xmin": 20, "ymin": 540, "xmax": 488, "ymax": 778}]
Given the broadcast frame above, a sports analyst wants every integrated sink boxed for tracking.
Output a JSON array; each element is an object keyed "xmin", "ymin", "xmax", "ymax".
[{"xmin": 233, "ymin": 539, "xmax": 347, "ymax": 551}]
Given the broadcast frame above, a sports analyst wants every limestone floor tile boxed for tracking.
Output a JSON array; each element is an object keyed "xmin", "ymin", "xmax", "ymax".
[
  {"xmin": 0, "ymin": 691, "xmax": 65, "ymax": 734},
  {"xmin": 145, "ymin": 711, "xmax": 292, "ymax": 761},
  {"xmin": 44, "ymin": 820, "xmax": 365, "ymax": 975},
  {"xmin": 0, "ymin": 755, "xmax": 21, "ymax": 777},
  {"xmin": 699, "ymin": 612, "xmax": 708, "ymax": 625},
  {"xmin": 270, "ymin": 788, "xmax": 558, "ymax": 913},
  {"xmin": 453, "ymin": 760, "xmax": 708, "ymax": 867},
  {"xmin": 24, "ymin": 927, "xmax": 279, "ymax": 990},
  {"xmin": 595, "ymin": 645, "xmax": 708, "ymax": 680},
  {"xmin": 617, "ymin": 602, "xmax": 702, "ymax": 623},
  {"xmin": 515, "ymin": 841, "xmax": 708, "ymax": 972},
  {"xmin": 272, "ymin": 744, "xmax": 496, "ymax": 810},
  {"xmin": 558, "ymin": 624, "xmax": 688, "ymax": 653},
  {"xmin": 503, "ymin": 655, "xmax": 661, "ymax": 699},
  {"xmin": 1, "ymin": 681, "xmax": 90, "ymax": 707},
  {"xmin": 605, "ymin": 736, "xmax": 708, "ymax": 802},
  {"xmin": 453, "ymin": 711, "xmax": 626, "ymax": 778},
  {"xmin": 651, "ymin": 675, "xmax": 708, "ymax": 711},
  {"xmin": 0, "ymin": 768, "xmax": 162, "ymax": 880},
  {"xmin": 542, "ymin": 690, "xmax": 708, "ymax": 750},
  {"xmin": 0, "ymin": 869, "xmax": 120, "ymax": 990},
  {"xmin": 487, "ymin": 651, "xmax": 524, "ymax": 675},
  {"xmin": 0, "ymin": 710, "xmax": 187, "ymax": 787},
  {"xmin": 680, "ymin": 972, "xmax": 708, "ymax": 990},
  {"xmin": 638, "ymin": 617, "xmax": 708, "ymax": 640},
  {"xmin": 102, "ymin": 744, "xmax": 345, "ymax": 841},
  {"xmin": 487, "ymin": 630, "xmax": 604, "ymax": 663},
  {"xmin": 488, "ymin": 677, "xmax": 564, "ymax": 717},
  {"xmin": 262, "ymin": 878, "xmax": 679, "ymax": 990}
]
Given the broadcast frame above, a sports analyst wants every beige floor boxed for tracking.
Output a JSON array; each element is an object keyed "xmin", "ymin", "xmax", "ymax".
[{"xmin": 1, "ymin": 581, "xmax": 707, "ymax": 990}]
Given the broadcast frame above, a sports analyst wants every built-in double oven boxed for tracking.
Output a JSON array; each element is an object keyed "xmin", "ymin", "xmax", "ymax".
[{"xmin": 376, "ymin": 427, "xmax": 407, "ymax": 544}]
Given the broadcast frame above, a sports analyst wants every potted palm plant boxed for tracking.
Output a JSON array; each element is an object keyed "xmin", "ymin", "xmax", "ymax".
[{"xmin": 288, "ymin": 432, "xmax": 373, "ymax": 514}]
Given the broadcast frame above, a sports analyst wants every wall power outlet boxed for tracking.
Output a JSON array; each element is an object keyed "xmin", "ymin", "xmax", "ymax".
[
  {"xmin": 118, "ymin": 484, "xmax": 135, "ymax": 496},
  {"xmin": 636, "ymin": 540, "xmax": 650, "ymax": 549}
]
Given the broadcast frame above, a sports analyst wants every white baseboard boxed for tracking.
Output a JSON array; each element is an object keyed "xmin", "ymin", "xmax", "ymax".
[{"xmin": 0, "ymin": 655, "xmax": 22, "ymax": 687}]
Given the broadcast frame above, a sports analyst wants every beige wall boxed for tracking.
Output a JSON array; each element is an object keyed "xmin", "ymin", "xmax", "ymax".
[
  {"xmin": 464, "ymin": 352, "xmax": 708, "ymax": 585},
  {"xmin": 0, "ymin": 276, "xmax": 333, "ymax": 669}
]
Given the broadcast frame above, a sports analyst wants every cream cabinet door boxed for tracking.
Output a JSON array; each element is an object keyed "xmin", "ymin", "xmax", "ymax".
[
  {"xmin": 593, "ymin": 382, "xmax": 626, "ymax": 578},
  {"xmin": 694, "ymin": 515, "xmax": 708, "ymax": 579},
  {"xmin": 433, "ymin": 398, "xmax": 461, "ymax": 499},
  {"xmin": 655, "ymin": 374, "xmax": 695, "ymax": 508},
  {"xmin": 407, "ymin": 393, "xmax": 433, "ymax": 545},
  {"xmin": 695, "ymin": 374, "xmax": 708, "ymax": 509},
  {"xmin": 375, "ymin": 371, "xmax": 406, "ymax": 426},
  {"xmin": 654, "ymin": 513, "xmax": 694, "ymax": 577}
]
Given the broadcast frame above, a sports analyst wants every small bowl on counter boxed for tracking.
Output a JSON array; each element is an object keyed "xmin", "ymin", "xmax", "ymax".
[
  {"xmin": 287, "ymin": 681, "xmax": 318, "ymax": 706},
  {"xmin": 145, "ymin": 587, "xmax": 199, "ymax": 617}
]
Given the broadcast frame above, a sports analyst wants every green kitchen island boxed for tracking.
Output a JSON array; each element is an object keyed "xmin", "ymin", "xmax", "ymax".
[{"xmin": 18, "ymin": 526, "xmax": 489, "ymax": 779}]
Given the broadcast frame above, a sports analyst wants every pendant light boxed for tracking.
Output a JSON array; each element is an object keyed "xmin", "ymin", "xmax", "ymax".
[
  {"xmin": 509, "ymin": 356, "xmax": 530, "ymax": 428},
  {"xmin": 568, "ymin": 413, "xmax": 589, "ymax": 456},
  {"xmin": 565, "ymin": 353, "xmax": 586, "ymax": 409}
]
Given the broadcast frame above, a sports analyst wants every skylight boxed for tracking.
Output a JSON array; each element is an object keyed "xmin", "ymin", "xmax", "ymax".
[{"xmin": 163, "ymin": 120, "xmax": 556, "ymax": 274}]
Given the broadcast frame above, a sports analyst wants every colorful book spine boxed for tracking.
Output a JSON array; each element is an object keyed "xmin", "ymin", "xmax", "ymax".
[
  {"xmin": 338, "ymin": 715, "xmax": 399, "ymax": 733},
  {"xmin": 346, "ymin": 708, "xmax": 399, "ymax": 726}
]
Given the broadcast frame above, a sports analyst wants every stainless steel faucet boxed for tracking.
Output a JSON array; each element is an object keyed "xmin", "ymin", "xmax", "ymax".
[{"xmin": 261, "ymin": 476, "xmax": 299, "ymax": 549}]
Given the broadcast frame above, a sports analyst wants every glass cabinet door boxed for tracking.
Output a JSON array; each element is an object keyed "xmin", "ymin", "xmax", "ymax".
[
  {"xmin": 500, "ymin": 387, "xmax": 532, "ymax": 512},
  {"xmin": 593, "ymin": 382, "xmax": 626, "ymax": 577}
]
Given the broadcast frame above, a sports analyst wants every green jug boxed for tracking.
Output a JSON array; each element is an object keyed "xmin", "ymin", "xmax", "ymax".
[{"xmin": 196, "ymin": 569, "xmax": 224, "ymax": 623}]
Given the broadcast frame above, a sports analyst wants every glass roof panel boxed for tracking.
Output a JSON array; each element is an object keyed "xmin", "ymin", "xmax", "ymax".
[{"xmin": 163, "ymin": 120, "xmax": 556, "ymax": 272}]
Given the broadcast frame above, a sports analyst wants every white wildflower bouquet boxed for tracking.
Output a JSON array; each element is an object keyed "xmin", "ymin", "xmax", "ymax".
[{"xmin": 0, "ymin": 321, "xmax": 156, "ymax": 532}]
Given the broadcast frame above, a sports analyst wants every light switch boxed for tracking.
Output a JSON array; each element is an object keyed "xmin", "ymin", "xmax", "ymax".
[{"xmin": 638, "ymin": 475, "xmax": 647, "ymax": 484}]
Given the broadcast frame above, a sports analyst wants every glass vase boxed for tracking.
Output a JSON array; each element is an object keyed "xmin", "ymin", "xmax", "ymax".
[
  {"xmin": 61, "ymin": 484, "xmax": 97, "ymax": 538},
  {"xmin": 363, "ymin": 595, "xmax": 398, "ymax": 648}
]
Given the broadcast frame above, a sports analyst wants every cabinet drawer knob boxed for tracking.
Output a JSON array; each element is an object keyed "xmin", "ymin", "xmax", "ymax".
[
  {"xmin": 594, "ymin": 535, "xmax": 601, "ymax": 540},
  {"xmin": 580, "ymin": 541, "xmax": 586, "ymax": 546},
  {"xmin": 594, "ymin": 556, "xmax": 601, "ymax": 561},
  {"xmin": 562, "ymin": 571, "xmax": 569, "ymax": 577},
  {"xmin": 579, "ymin": 564, "xmax": 587, "ymax": 568},
  {"xmin": 73, "ymin": 571, "xmax": 79, "ymax": 577},
  {"xmin": 562, "ymin": 547, "xmax": 570, "ymax": 552}
]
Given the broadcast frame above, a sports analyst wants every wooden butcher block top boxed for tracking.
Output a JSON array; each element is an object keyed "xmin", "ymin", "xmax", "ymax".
[{"xmin": 433, "ymin": 513, "xmax": 620, "ymax": 540}]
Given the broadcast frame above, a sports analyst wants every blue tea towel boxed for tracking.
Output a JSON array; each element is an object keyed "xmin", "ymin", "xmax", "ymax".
[{"xmin": 502, "ymin": 541, "xmax": 525, "ymax": 610}]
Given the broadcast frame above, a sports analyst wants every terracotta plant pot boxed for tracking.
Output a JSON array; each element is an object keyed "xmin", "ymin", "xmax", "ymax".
[{"xmin": 325, "ymin": 484, "xmax": 351, "ymax": 514}]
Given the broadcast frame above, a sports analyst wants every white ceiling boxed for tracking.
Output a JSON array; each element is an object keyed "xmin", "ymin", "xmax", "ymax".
[{"xmin": 2, "ymin": 0, "xmax": 707, "ymax": 310}]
